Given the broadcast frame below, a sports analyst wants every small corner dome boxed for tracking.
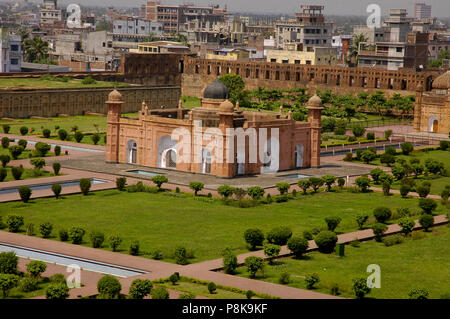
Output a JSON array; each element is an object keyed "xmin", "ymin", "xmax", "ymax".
[
  {"xmin": 203, "ymin": 79, "xmax": 229, "ymax": 100},
  {"xmin": 307, "ymin": 94, "xmax": 322, "ymax": 107},
  {"xmin": 219, "ymin": 99, "xmax": 234, "ymax": 113},
  {"xmin": 108, "ymin": 89, "xmax": 123, "ymax": 103},
  {"xmin": 432, "ymin": 71, "xmax": 449, "ymax": 90}
]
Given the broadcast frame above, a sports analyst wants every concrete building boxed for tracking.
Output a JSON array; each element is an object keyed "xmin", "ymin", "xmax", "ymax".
[
  {"xmin": 267, "ymin": 45, "xmax": 337, "ymax": 65},
  {"xmin": 0, "ymin": 29, "xmax": 22, "ymax": 72},
  {"xmin": 275, "ymin": 5, "xmax": 333, "ymax": 49},
  {"xmin": 205, "ymin": 48, "xmax": 251, "ymax": 61},
  {"xmin": 414, "ymin": 71, "xmax": 449, "ymax": 134},
  {"xmin": 332, "ymin": 35, "xmax": 352, "ymax": 60},
  {"xmin": 40, "ymin": 0, "xmax": 62, "ymax": 26},
  {"xmin": 414, "ymin": 3, "xmax": 432, "ymax": 20},
  {"xmin": 131, "ymin": 41, "xmax": 190, "ymax": 54},
  {"xmin": 106, "ymin": 80, "xmax": 323, "ymax": 178},
  {"xmin": 113, "ymin": 17, "xmax": 163, "ymax": 36}
]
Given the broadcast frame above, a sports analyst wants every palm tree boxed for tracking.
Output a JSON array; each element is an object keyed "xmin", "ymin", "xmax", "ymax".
[
  {"xmin": 23, "ymin": 36, "xmax": 50, "ymax": 62},
  {"xmin": 347, "ymin": 34, "xmax": 368, "ymax": 67}
]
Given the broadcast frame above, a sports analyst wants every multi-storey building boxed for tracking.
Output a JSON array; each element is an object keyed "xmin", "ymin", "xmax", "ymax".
[
  {"xmin": 40, "ymin": 0, "xmax": 62, "ymax": 26},
  {"xmin": 275, "ymin": 5, "xmax": 333, "ymax": 49},
  {"xmin": 0, "ymin": 29, "xmax": 22, "ymax": 72},
  {"xmin": 113, "ymin": 17, "xmax": 163, "ymax": 36},
  {"xmin": 267, "ymin": 44, "xmax": 337, "ymax": 66},
  {"xmin": 145, "ymin": 1, "xmax": 227, "ymax": 34},
  {"xmin": 414, "ymin": 3, "xmax": 432, "ymax": 20}
]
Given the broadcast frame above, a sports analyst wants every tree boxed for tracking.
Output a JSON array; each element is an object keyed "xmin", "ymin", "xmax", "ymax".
[
  {"xmin": 222, "ymin": 248, "xmax": 238, "ymax": 274},
  {"xmin": 400, "ymin": 184, "xmax": 411, "ymax": 198},
  {"xmin": 152, "ymin": 175, "xmax": 168, "ymax": 190},
  {"xmin": 408, "ymin": 287, "xmax": 429, "ymax": 299},
  {"xmin": 322, "ymin": 175, "xmax": 336, "ymax": 192},
  {"xmin": 0, "ymin": 274, "xmax": 19, "ymax": 298},
  {"xmin": 57, "ymin": 129, "xmax": 68, "ymax": 141},
  {"xmin": 151, "ymin": 287, "xmax": 169, "ymax": 299},
  {"xmin": 39, "ymin": 222, "xmax": 53, "ymax": 238},
  {"xmin": 361, "ymin": 150, "xmax": 376, "ymax": 164},
  {"xmin": 391, "ymin": 164, "xmax": 406, "ymax": 181},
  {"xmin": 266, "ymin": 226, "xmax": 292, "ymax": 245},
  {"xmin": 89, "ymin": 231, "xmax": 105, "ymax": 248},
  {"xmin": 370, "ymin": 168, "xmax": 384, "ymax": 184},
  {"xmin": 97, "ymin": 275, "xmax": 122, "ymax": 299},
  {"xmin": 347, "ymin": 33, "xmax": 368, "ymax": 66},
  {"xmin": 91, "ymin": 133, "xmax": 100, "ymax": 145},
  {"xmin": 174, "ymin": 247, "xmax": 188, "ymax": 265},
  {"xmin": 116, "ymin": 177, "xmax": 126, "ymax": 191},
  {"xmin": 263, "ymin": 244, "xmax": 280, "ymax": 264},
  {"xmin": 373, "ymin": 207, "xmax": 392, "ymax": 223},
  {"xmin": 244, "ymin": 229, "xmax": 264, "ymax": 250},
  {"xmin": 297, "ymin": 180, "xmax": 311, "ymax": 194},
  {"xmin": 18, "ymin": 186, "xmax": 32, "ymax": 203},
  {"xmin": 218, "ymin": 185, "xmax": 234, "ymax": 198},
  {"xmin": 207, "ymin": 282, "xmax": 217, "ymax": 294},
  {"xmin": 355, "ymin": 175, "xmax": 371, "ymax": 192},
  {"xmin": 74, "ymin": 131, "xmax": 84, "ymax": 143},
  {"xmin": 6, "ymin": 215, "xmax": 24, "ymax": 232},
  {"xmin": 0, "ymin": 252, "xmax": 18, "ymax": 274},
  {"xmin": 189, "ymin": 181, "xmax": 204, "ymax": 196},
  {"xmin": 398, "ymin": 218, "xmax": 415, "ymax": 236},
  {"xmin": 368, "ymin": 91, "xmax": 388, "ymax": 119},
  {"xmin": 9, "ymin": 145, "xmax": 23, "ymax": 160},
  {"xmin": 371, "ymin": 223, "xmax": 388, "ymax": 242},
  {"xmin": 0, "ymin": 155, "xmax": 10, "ymax": 168},
  {"xmin": 26, "ymin": 260, "xmax": 47, "ymax": 278},
  {"xmin": 355, "ymin": 214, "xmax": 369, "ymax": 229},
  {"xmin": 69, "ymin": 226, "xmax": 85, "ymax": 244},
  {"xmin": 305, "ymin": 273, "xmax": 320, "ymax": 289},
  {"xmin": 23, "ymin": 36, "xmax": 49, "ymax": 62},
  {"xmin": 352, "ymin": 125, "xmax": 365, "ymax": 138},
  {"xmin": 352, "ymin": 278, "xmax": 371, "ymax": 299},
  {"xmin": 52, "ymin": 162, "xmax": 61, "ymax": 176},
  {"xmin": 380, "ymin": 153, "xmax": 396, "ymax": 167},
  {"xmin": 79, "ymin": 178, "xmax": 91, "ymax": 195},
  {"xmin": 244, "ymin": 256, "xmax": 265, "ymax": 278},
  {"xmin": 247, "ymin": 186, "xmax": 265, "ymax": 200},
  {"xmin": 109, "ymin": 235, "xmax": 122, "ymax": 252},
  {"xmin": 325, "ymin": 216, "xmax": 342, "ymax": 231},
  {"xmin": 418, "ymin": 198, "xmax": 437, "ymax": 214},
  {"xmin": 309, "ymin": 177, "xmax": 324, "ymax": 193},
  {"xmin": 314, "ymin": 231, "xmax": 338, "ymax": 254},
  {"xmin": 419, "ymin": 214, "xmax": 434, "ymax": 232},
  {"xmin": 287, "ymin": 236, "xmax": 308, "ymax": 258},
  {"xmin": 219, "ymin": 74, "xmax": 245, "ymax": 105},
  {"xmin": 52, "ymin": 184, "xmax": 62, "ymax": 199},
  {"xmin": 45, "ymin": 283, "xmax": 69, "ymax": 299},
  {"xmin": 35, "ymin": 142, "xmax": 51, "ymax": 157},
  {"xmin": 275, "ymin": 182, "xmax": 290, "ymax": 195},
  {"xmin": 129, "ymin": 279, "xmax": 152, "ymax": 299}
]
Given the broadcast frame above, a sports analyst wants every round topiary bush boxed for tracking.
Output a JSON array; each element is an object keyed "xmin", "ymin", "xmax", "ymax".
[
  {"xmin": 325, "ymin": 216, "xmax": 342, "ymax": 231},
  {"xmin": 79, "ymin": 178, "xmax": 91, "ymax": 195},
  {"xmin": 418, "ymin": 198, "xmax": 437, "ymax": 214},
  {"xmin": 52, "ymin": 184, "xmax": 62, "ymax": 199},
  {"xmin": 287, "ymin": 236, "xmax": 309, "ymax": 258},
  {"xmin": 20, "ymin": 126, "xmax": 29, "ymax": 136},
  {"xmin": 54, "ymin": 145, "xmax": 61, "ymax": 156},
  {"xmin": 207, "ymin": 282, "xmax": 217, "ymax": 294},
  {"xmin": 18, "ymin": 186, "xmax": 32, "ymax": 203},
  {"xmin": 129, "ymin": 279, "xmax": 152, "ymax": 299},
  {"xmin": 89, "ymin": 231, "xmax": 105, "ymax": 248},
  {"xmin": 373, "ymin": 207, "xmax": 392, "ymax": 223},
  {"xmin": 371, "ymin": 223, "xmax": 388, "ymax": 242},
  {"xmin": 97, "ymin": 275, "xmax": 122, "ymax": 299},
  {"xmin": 314, "ymin": 231, "xmax": 338, "ymax": 254},
  {"xmin": 1, "ymin": 137, "xmax": 10, "ymax": 149},
  {"xmin": 52, "ymin": 162, "xmax": 61, "ymax": 176},
  {"xmin": 57, "ymin": 129, "xmax": 68, "ymax": 141},
  {"xmin": 244, "ymin": 228, "xmax": 264, "ymax": 250},
  {"xmin": 401, "ymin": 142, "xmax": 414, "ymax": 155},
  {"xmin": 69, "ymin": 226, "xmax": 85, "ymax": 244},
  {"xmin": 74, "ymin": 131, "xmax": 84, "ymax": 143},
  {"xmin": 45, "ymin": 283, "xmax": 69, "ymax": 299},
  {"xmin": 174, "ymin": 247, "xmax": 188, "ymax": 265},
  {"xmin": 266, "ymin": 226, "xmax": 292, "ymax": 245},
  {"xmin": 42, "ymin": 129, "xmax": 51, "ymax": 138},
  {"xmin": 419, "ymin": 214, "xmax": 434, "ymax": 232},
  {"xmin": 151, "ymin": 287, "xmax": 169, "ymax": 299}
]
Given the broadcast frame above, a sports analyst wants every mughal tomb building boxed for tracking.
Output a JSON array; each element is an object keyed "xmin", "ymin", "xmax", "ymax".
[{"xmin": 106, "ymin": 80, "xmax": 323, "ymax": 178}]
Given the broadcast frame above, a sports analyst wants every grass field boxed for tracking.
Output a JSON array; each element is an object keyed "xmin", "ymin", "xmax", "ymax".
[
  {"xmin": 235, "ymin": 226, "xmax": 450, "ymax": 299},
  {"xmin": 0, "ymin": 78, "xmax": 131, "ymax": 89},
  {"xmin": 0, "ymin": 189, "xmax": 447, "ymax": 263},
  {"xmin": 0, "ymin": 167, "xmax": 54, "ymax": 182},
  {"xmin": 0, "ymin": 147, "xmax": 58, "ymax": 160}
]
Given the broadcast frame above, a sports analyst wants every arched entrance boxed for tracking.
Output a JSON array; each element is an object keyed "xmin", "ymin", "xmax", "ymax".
[
  {"xmin": 236, "ymin": 150, "xmax": 245, "ymax": 175},
  {"xmin": 158, "ymin": 135, "xmax": 177, "ymax": 168},
  {"xmin": 428, "ymin": 116, "xmax": 439, "ymax": 133},
  {"xmin": 201, "ymin": 149, "xmax": 211, "ymax": 174},
  {"xmin": 126, "ymin": 140, "xmax": 137, "ymax": 164},
  {"xmin": 295, "ymin": 144, "xmax": 304, "ymax": 168}
]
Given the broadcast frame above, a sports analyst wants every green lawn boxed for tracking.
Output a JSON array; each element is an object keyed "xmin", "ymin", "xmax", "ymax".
[
  {"xmin": 0, "ymin": 189, "xmax": 447, "ymax": 263},
  {"xmin": 0, "ymin": 78, "xmax": 130, "ymax": 89},
  {"xmin": 46, "ymin": 133, "xmax": 107, "ymax": 146},
  {"xmin": 235, "ymin": 226, "xmax": 450, "ymax": 299},
  {"xmin": 156, "ymin": 280, "xmax": 249, "ymax": 299},
  {"xmin": 0, "ymin": 147, "xmax": 58, "ymax": 160},
  {"xmin": 1, "ymin": 167, "xmax": 54, "ymax": 182},
  {"xmin": 7, "ymin": 279, "xmax": 54, "ymax": 299}
]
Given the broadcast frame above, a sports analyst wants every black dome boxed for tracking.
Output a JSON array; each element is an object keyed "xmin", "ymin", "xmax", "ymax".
[{"xmin": 203, "ymin": 79, "xmax": 229, "ymax": 99}]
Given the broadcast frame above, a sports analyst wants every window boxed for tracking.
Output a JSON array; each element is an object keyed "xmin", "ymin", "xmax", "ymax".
[
  {"xmin": 10, "ymin": 44, "xmax": 19, "ymax": 51},
  {"xmin": 11, "ymin": 58, "xmax": 19, "ymax": 65},
  {"xmin": 305, "ymin": 60, "xmax": 311, "ymax": 65},
  {"xmin": 270, "ymin": 58, "xmax": 277, "ymax": 63},
  {"xmin": 294, "ymin": 60, "xmax": 301, "ymax": 64},
  {"xmin": 396, "ymin": 47, "xmax": 403, "ymax": 53}
]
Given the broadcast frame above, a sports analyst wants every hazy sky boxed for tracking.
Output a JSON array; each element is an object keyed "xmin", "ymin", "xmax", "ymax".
[{"xmin": 51, "ymin": 0, "xmax": 449, "ymax": 17}]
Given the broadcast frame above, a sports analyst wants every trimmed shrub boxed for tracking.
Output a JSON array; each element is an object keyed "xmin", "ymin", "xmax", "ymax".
[
  {"xmin": 20, "ymin": 126, "xmax": 28, "ymax": 136},
  {"xmin": 18, "ymin": 186, "xmax": 32, "ymax": 203},
  {"xmin": 129, "ymin": 240, "xmax": 140, "ymax": 256},
  {"xmin": 244, "ymin": 256, "xmax": 265, "ymax": 278},
  {"xmin": 314, "ymin": 231, "xmax": 338, "ymax": 254},
  {"xmin": 30, "ymin": 158, "xmax": 45, "ymax": 171},
  {"xmin": 79, "ymin": 178, "xmax": 91, "ymax": 195},
  {"xmin": 244, "ymin": 228, "xmax": 264, "ymax": 250},
  {"xmin": 54, "ymin": 146, "xmax": 61, "ymax": 156},
  {"xmin": 279, "ymin": 272, "xmax": 291, "ymax": 285},
  {"xmin": 309, "ymin": 177, "xmax": 324, "ymax": 193},
  {"xmin": 97, "ymin": 275, "xmax": 122, "ymax": 299},
  {"xmin": 35, "ymin": 142, "xmax": 51, "ymax": 157},
  {"xmin": 287, "ymin": 236, "xmax": 309, "ymax": 258},
  {"xmin": 370, "ymin": 168, "xmax": 384, "ymax": 184},
  {"xmin": 247, "ymin": 186, "xmax": 265, "ymax": 199},
  {"xmin": 382, "ymin": 181, "xmax": 391, "ymax": 196},
  {"xmin": 361, "ymin": 150, "xmax": 376, "ymax": 164},
  {"xmin": 366, "ymin": 132, "xmax": 375, "ymax": 140},
  {"xmin": 439, "ymin": 140, "xmax": 449, "ymax": 150},
  {"xmin": 263, "ymin": 244, "xmax": 280, "ymax": 264},
  {"xmin": 371, "ymin": 223, "xmax": 388, "ymax": 242},
  {"xmin": 325, "ymin": 216, "xmax": 342, "ymax": 231},
  {"xmin": 218, "ymin": 185, "xmax": 234, "ymax": 198},
  {"xmin": 26, "ymin": 260, "xmax": 47, "ymax": 278},
  {"xmin": 330, "ymin": 283, "xmax": 340, "ymax": 296},
  {"xmin": 207, "ymin": 282, "xmax": 217, "ymax": 294},
  {"xmin": 275, "ymin": 182, "xmax": 290, "ymax": 195},
  {"xmin": 45, "ymin": 283, "xmax": 69, "ymax": 299},
  {"xmin": 267, "ymin": 226, "xmax": 292, "ymax": 245},
  {"xmin": 343, "ymin": 152, "xmax": 353, "ymax": 162},
  {"xmin": 51, "ymin": 184, "xmax": 62, "ymax": 199},
  {"xmin": 9, "ymin": 145, "xmax": 23, "ymax": 160},
  {"xmin": 69, "ymin": 226, "xmax": 85, "ymax": 244},
  {"xmin": 401, "ymin": 142, "xmax": 414, "ymax": 155},
  {"xmin": 151, "ymin": 175, "xmax": 168, "ymax": 190},
  {"xmin": 174, "ymin": 247, "xmax": 188, "ymax": 265},
  {"xmin": 189, "ymin": 181, "xmax": 204, "ymax": 196},
  {"xmin": 57, "ymin": 129, "xmax": 68, "ymax": 141},
  {"xmin": 19, "ymin": 277, "xmax": 39, "ymax": 292},
  {"xmin": 337, "ymin": 177, "xmax": 345, "ymax": 189},
  {"xmin": 52, "ymin": 162, "xmax": 61, "ymax": 176},
  {"xmin": 352, "ymin": 125, "xmax": 365, "ymax": 138},
  {"xmin": 305, "ymin": 273, "xmax": 320, "ymax": 289},
  {"xmin": 222, "ymin": 248, "xmax": 238, "ymax": 275},
  {"xmin": 1, "ymin": 137, "xmax": 10, "ymax": 149},
  {"xmin": 39, "ymin": 222, "xmax": 53, "ymax": 238},
  {"xmin": 380, "ymin": 153, "xmax": 396, "ymax": 166},
  {"xmin": 5, "ymin": 215, "xmax": 24, "ymax": 233},
  {"xmin": 42, "ymin": 129, "xmax": 51, "ymax": 138},
  {"xmin": 298, "ymin": 179, "xmax": 311, "ymax": 194},
  {"xmin": 322, "ymin": 175, "xmax": 336, "ymax": 191},
  {"xmin": 246, "ymin": 290, "xmax": 256, "ymax": 299},
  {"xmin": 419, "ymin": 214, "xmax": 434, "ymax": 232},
  {"xmin": 417, "ymin": 184, "xmax": 430, "ymax": 198},
  {"xmin": 109, "ymin": 235, "xmax": 122, "ymax": 252},
  {"xmin": 0, "ymin": 251, "xmax": 18, "ymax": 274},
  {"xmin": 89, "ymin": 231, "xmax": 105, "ymax": 248},
  {"xmin": 400, "ymin": 184, "xmax": 411, "ymax": 198},
  {"xmin": 418, "ymin": 198, "xmax": 437, "ymax": 214},
  {"xmin": 373, "ymin": 207, "xmax": 392, "ymax": 223},
  {"xmin": 384, "ymin": 130, "xmax": 393, "ymax": 139},
  {"xmin": 18, "ymin": 139, "xmax": 27, "ymax": 150},
  {"xmin": 58, "ymin": 229, "xmax": 69, "ymax": 241},
  {"xmin": 408, "ymin": 287, "xmax": 429, "ymax": 299},
  {"xmin": 2, "ymin": 124, "xmax": 10, "ymax": 134},
  {"xmin": 74, "ymin": 131, "xmax": 84, "ymax": 143},
  {"xmin": 151, "ymin": 287, "xmax": 169, "ymax": 299},
  {"xmin": 356, "ymin": 214, "xmax": 369, "ymax": 229},
  {"xmin": 116, "ymin": 177, "xmax": 126, "ymax": 191},
  {"xmin": 0, "ymin": 274, "xmax": 19, "ymax": 298},
  {"xmin": 0, "ymin": 155, "xmax": 10, "ymax": 168},
  {"xmin": 0, "ymin": 168, "xmax": 6, "ymax": 182},
  {"xmin": 353, "ymin": 278, "xmax": 371, "ymax": 299},
  {"xmin": 129, "ymin": 279, "xmax": 152, "ymax": 299},
  {"xmin": 382, "ymin": 234, "xmax": 404, "ymax": 247},
  {"xmin": 91, "ymin": 133, "xmax": 100, "ymax": 145},
  {"xmin": 355, "ymin": 175, "xmax": 371, "ymax": 192},
  {"xmin": 398, "ymin": 218, "xmax": 415, "ymax": 236}
]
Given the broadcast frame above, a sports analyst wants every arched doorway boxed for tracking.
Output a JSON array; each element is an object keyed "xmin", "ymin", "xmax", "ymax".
[
  {"xmin": 428, "ymin": 116, "xmax": 439, "ymax": 133},
  {"xmin": 127, "ymin": 140, "xmax": 137, "ymax": 164},
  {"xmin": 236, "ymin": 150, "xmax": 245, "ymax": 175},
  {"xmin": 158, "ymin": 135, "xmax": 177, "ymax": 168},
  {"xmin": 201, "ymin": 149, "xmax": 211, "ymax": 174},
  {"xmin": 432, "ymin": 120, "xmax": 439, "ymax": 133},
  {"xmin": 295, "ymin": 144, "xmax": 304, "ymax": 168}
]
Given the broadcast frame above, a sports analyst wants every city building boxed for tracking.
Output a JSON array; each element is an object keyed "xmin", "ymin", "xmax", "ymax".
[
  {"xmin": 275, "ymin": 5, "xmax": 333, "ymax": 49},
  {"xmin": 414, "ymin": 71, "xmax": 449, "ymax": 134},
  {"xmin": 267, "ymin": 44, "xmax": 337, "ymax": 65},
  {"xmin": 40, "ymin": 0, "xmax": 63, "ymax": 26},
  {"xmin": 414, "ymin": 3, "xmax": 432, "ymax": 20},
  {"xmin": 0, "ymin": 29, "xmax": 22, "ymax": 72},
  {"xmin": 113, "ymin": 17, "xmax": 163, "ymax": 36},
  {"xmin": 332, "ymin": 35, "xmax": 352, "ymax": 60},
  {"xmin": 205, "ymin": 48, "xmax": 251, "ymax": 61},
  {"xmin": 131, "ymin": 41, "xmax": 190, "ymax": 54},
  {"xmin": 106, "ymin": 80, "xmax": 323, "ymax": 177}
]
